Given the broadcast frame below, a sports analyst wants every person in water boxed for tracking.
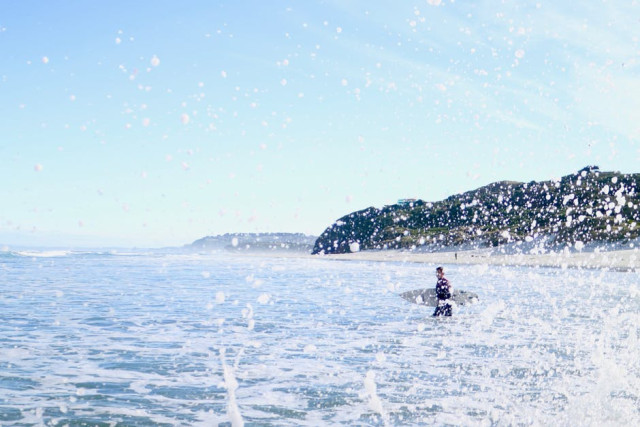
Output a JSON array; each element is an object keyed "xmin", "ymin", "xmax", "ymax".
[{"xmin": 433, "ymin": 266, "xmax": 452, "ymax": 317}]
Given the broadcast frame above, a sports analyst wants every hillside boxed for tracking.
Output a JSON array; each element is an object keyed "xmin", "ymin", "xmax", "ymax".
[
  {"xmin": 189, "ymin": 233, "xmax": 317, "ymax": 252},
  {"xmin": 312, "ymin": 166, "xmax": 640, "ymax": 254}
]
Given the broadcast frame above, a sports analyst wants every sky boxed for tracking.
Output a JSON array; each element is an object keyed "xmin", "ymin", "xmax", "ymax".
[{"xmin": 1, "ymin": 0, "xmax": 640, "ymax": 248}]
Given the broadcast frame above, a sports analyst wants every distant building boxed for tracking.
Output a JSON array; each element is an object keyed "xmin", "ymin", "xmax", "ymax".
[{"xmin": 397, "ymin": 198, "xmax": 417, "ymax": 207}]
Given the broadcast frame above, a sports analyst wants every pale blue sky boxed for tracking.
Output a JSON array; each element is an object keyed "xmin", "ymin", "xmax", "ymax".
[{"xmin": 1, "ymin": 0, "xmax": 639, "ymax": 247}]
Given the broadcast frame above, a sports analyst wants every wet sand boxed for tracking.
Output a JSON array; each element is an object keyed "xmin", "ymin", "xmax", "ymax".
[{"xmin": 316, "ymin": 247, "xmax": 640, "ymax": 271}]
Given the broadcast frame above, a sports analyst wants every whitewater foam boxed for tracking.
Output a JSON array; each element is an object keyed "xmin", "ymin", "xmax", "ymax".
[{"xmin": 0, "ymin": 252, "xmax": 638, "ymax": 425}]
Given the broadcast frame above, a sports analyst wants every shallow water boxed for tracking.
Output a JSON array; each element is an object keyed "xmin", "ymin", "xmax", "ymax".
[{"xmin": 0, "ymin": 250, "xmax": 639, "ymax": 425}]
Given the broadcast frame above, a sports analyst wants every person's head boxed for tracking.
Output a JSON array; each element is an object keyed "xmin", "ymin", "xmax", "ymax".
[{"xmin": 436, "ymin": 266, "xmax": 444, "ymax": 279}]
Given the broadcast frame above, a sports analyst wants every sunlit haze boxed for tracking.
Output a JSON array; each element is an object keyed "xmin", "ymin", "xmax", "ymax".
[{"xmin": 2, "ymin": 0, "xmax": 639, "ymax": 247}]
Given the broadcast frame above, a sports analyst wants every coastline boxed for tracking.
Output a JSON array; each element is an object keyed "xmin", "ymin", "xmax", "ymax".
[{"xmin": 314, "ymin": 247, "xmax": 640, "ymax": 272}]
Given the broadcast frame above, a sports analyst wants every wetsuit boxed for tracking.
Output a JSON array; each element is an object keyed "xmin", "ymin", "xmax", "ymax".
[{"xmin": 433, "ymin": 276, "xmax": 452, "ymax": 317}]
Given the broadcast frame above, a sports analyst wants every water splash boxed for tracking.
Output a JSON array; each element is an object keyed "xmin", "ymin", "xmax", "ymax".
[
  {"xmin": 363, "ymin": 370, "xmax": 388, "ymax": 425},
  {"xmin": 220, "ymin": 348, "xmax": 244, "ymax": 427}
]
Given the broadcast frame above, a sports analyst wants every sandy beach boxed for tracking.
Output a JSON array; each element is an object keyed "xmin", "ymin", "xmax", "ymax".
[{"xmin": 316, "ymin": 247, "xmax": 640, "ymax": 272}]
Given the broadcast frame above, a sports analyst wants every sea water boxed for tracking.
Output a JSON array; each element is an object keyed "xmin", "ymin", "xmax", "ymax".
[{"xmin": 0, "ymin": 250, "xmax": 638, "ymax": 426}]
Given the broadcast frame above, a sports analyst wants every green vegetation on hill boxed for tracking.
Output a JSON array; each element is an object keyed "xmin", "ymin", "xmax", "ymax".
[
  {"xmin": 312, "ymin": 167, "xmax": 640, "ymax": 254},
  {"xmin": 191, "ymin": 233, "xmax": 317, "ymax": 252}
]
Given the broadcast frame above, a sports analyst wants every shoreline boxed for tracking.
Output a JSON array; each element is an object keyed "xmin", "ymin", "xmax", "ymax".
[{"xmin": 312, "ymin": 247, "xmax": 640, "ymax": 272}]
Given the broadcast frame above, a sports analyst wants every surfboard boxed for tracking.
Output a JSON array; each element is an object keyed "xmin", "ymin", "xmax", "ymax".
[{"xmin": 400, "ymin": 288, "xmax": 479, "ymax": 307}]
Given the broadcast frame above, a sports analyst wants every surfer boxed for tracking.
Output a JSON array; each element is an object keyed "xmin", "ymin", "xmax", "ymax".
[{"xmin": 433, "ymin": 266, "xmax": 452, "ymax": 317}]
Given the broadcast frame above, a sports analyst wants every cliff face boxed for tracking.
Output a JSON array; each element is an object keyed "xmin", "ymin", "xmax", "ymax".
[{"xmin": 312, "ymin": 167, "xmax": 640, "ymax": 254}]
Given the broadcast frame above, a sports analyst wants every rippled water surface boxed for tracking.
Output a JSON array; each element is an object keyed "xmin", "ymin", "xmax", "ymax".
[{"xmin": 1, "ymin": 250, "xmax": 639, "ymax": 425}]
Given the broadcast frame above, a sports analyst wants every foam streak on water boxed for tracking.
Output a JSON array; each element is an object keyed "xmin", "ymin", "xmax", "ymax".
[{"xmin": 0, "ymin": 251, "xmax": 639, "ymax": 425}]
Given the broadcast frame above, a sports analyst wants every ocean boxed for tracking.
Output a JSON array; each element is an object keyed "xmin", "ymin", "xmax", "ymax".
[{"xmin": 0, "ymin": 249, "xmax": 638, "ymax": 426}]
